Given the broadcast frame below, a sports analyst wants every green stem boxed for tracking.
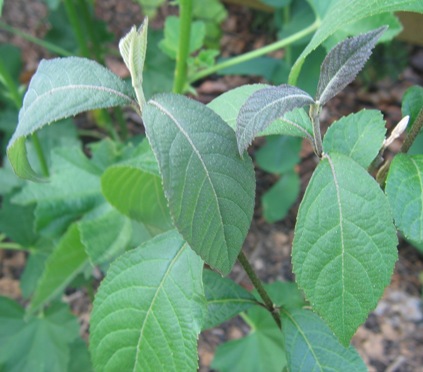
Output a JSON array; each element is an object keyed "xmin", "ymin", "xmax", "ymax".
[
  {"xmin": 0, "ymin": 242, "xmax": 24, "ymax": 250},
  {"xmin": 0, "ymin": 60, "xmax": 22, "ymax": 108},
  {"xmin": 0, "ymin": 21, "xmax": 72, "ymax": 57},
  {"xmin": 77, "ymin": 0, "xmax": 103, "ymax": 63},
  {"xmin": 282, "ymin": 6, "xmax": 292, "ymax": 66},
  {"xmin": 63, "ymin": 0, "xmax": 90, "ymax": 57},
  {"xmin": 114, "ymin": 107, "xmax": 128, "ymax": 140},
  {"xmin": 401, "ymin": 109, "xmax": 423, "ymax": 154},
  {"xmin": 173, "ymin": 0, "xmax": 193, "ymax": 93},
  {"xmin": 238, "ymin": 251, "xmax": 281, "ymax": 329},
  {"xmin": 309, "ymin": 103, "xmax": 323, "ymax": 157},
  {"xmin": 189, "ymin": 18, "xmax": 320, "ymax": 84}
]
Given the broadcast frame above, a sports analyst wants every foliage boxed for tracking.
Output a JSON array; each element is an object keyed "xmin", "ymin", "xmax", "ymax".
[{"xmin": 1, "ymin": 0, "xmax": 423, "ymax": 371}]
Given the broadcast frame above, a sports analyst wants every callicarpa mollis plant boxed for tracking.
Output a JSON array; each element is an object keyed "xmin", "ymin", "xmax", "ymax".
[{"xmin": 3, "ymin": 0, "xmax": 423, "ymax": 370}]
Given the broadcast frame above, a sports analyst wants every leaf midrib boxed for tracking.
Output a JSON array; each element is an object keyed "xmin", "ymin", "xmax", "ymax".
[{"xmin": 133, "ymin": 242, "xmax": 187, "ymax": 371}]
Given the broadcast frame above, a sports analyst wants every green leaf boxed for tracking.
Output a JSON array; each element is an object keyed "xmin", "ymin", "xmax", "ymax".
[
  {"xmin": 386, "ymin": 154, "xmax": 423, "ymax": 247},
  {"xmin": 212, "ymin": 307, "xmax": 286, "ymax": 372},
  {"xmin": 68, "ymin": 338, "xmax": 93, "ymax": 372},
  {"xmin": 79, "ymin": 206, "xmax": 133, "ymax": 265},
  {"xmin": 7, "ymin": 57, "xmax": 136, "ymax": 181},
  {"xmin": 322, "ymin": 109, "xmax": 386, "ymax": 168},
  {"xmin": 90, "ymin": 230, "xmax": 206, "ymax": 371},
  {"xmin": 28, "ymin": 223, "xmax": 89, "ymax": 314},
  {"xmin": 262, "ymin": 171, "xmax": 300, "ymax": 223},
  {"xmin": 0, "ymin": 298, "xmax": 80, "ymax": 372},
  {"xmin": 159, "ymin": 16, "xmax": 206, "ymax": 59},
  {"xmin": 261, "ymin": 0, "xmax": 292, "ymax": 8},
  {"xmin": 119, "ymin": 18, "xmax": 148, "ymax": 108},
  {"xmin": 143, "ymin": 93, "xmax": 255, "ymax": 275},
  {"xmin": 236, "ymin": 84, "xmax": 314, "ymax": 154},
  {"xmin": 203, "ymin": 269, "xmax": 257, "ymax": 330},
  {"xmin": 20, "ymin": 249, "xmax": 51, "ymax": 299},
  {"xmin": 256, "ymin": 136, "xmax": 302, "ymax": 174},
  {"xmin": 289, "ymin": 0, "xmax": 423, "ymax": 85},
  {"xmin": 134, "ymin": 0, "xmax": 166, "ymax": 18},
  {"xmin": 292, "ymin": 153, "xmax": 398, "ymax": 345},
  {"xmin": 101, "ymin": 164, "xmax": 172, "ymax": 233},
  {"xmin": 281, "ymin": 308, "xmax": 366, "ymax": 371},
  {"xmin": 316, "ymin": 27, "xmax": 386, "ymax": 105},
  {"xmin": 402, "ymin": 85, "xmax": 423, "ymax": 127},
  {"xmin": 208, "ymin": 85, "xmax": 313, "ymax": 140}
]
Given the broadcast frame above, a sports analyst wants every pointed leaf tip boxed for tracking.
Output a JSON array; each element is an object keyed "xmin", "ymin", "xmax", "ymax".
[
  {"xmin": 236, "ymin": 84, "xmax": 314, "ymax": 155},
  {"xmin": 316, "ymin": 26, "xmax": 387, "ymax": 105}
]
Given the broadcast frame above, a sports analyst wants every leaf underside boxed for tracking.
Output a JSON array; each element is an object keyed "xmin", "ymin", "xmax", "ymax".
[
  {"xmin": 292, "ymin": 152, "xmax": 398, "ymax": 345},
  {"xmin": 142, "ymin": 93, "xmax": 255, "ymax": 275},
  {"xmin": 236, "ymin": 84, "xmax": 314, "ymax": 154},
  {"xmin": 316, "ymin": 26, "xmax": 386, "ymax": 105},
  {"xmin": 90, "ymin": 230, "xmax": 206, "ymax": 371}
]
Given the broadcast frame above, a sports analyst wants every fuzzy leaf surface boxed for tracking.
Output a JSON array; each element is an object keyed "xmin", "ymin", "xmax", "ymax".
[
  {"xmin": 316, "ymin": 27, "xmax": 386, "ymax": 105},
  {"xmin": 7, "ymin": 57, "xmax": 136, "ymax": 180},
  {"xmin": 323, "ymin": 109, "xmax": 386, "ymax": 168},
  {"xmin": 208, "ymin": 84, "xmax": 313, "ymax": 140},
  {"xmin": 386, "ymin": 154, "xmax": 423, "ymax": 247},
  {"xmin": 143, "ymin": 93, "xmax": 255, "ymax": 275},
  {"xmin": 236, "ymin": 84, "xmax": 314, "ymax": 154},
  {"xmin": 281, "ymin": 308, "xmax": 366, "ymax": 371},
  {"xmin": 292, "ymin": 153, "xmax": 398, "ymax": 345},
  {"xmin": 289, "ymin": 0, "xmax": 423, "ymax": 85},
  {"xmin": 90, "ymin": 230, "xmax": 206, "ymax": 371},
  {"xmin": 203, "ymin": 269, "xmax": 257, "ymax": 330}
]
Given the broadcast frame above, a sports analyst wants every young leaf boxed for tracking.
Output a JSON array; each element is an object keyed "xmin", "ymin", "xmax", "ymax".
[
  {"xmin": 143, "ymin": 93, "xmax": 255, "ymax": 275},
  {"xmin": 0, "ymin": 298, "xmax": 80, "ymax": 372},
  {"xmin": 322, "ymin": 109, "xmax": 386, "ymax": 168},
  {"xmin": 402, "ymin": 85, "xmax": 423, "ymax": 126},
  {"xmin": 289, "ymin": 0, "xmax": 423, "ymax": 85},
  {"xmin": 203, "ymin": 269, "xmax": 257, "ymax": 330},
  {"xmin": 7, "ymin": 57, "xmax": 136, "ymax": 181},
  {"xmin": 119, "ymin": 18, "xmax": 148, "ymax": 109},
  {"xmin": 316, "ymin": 27, "xmax": 386, "ymax": 105},
  {"xmin": 292, "ymin": 153, "xmax": 398, "ymax": 345},
  {"xmin": 208, "ymin": 85, "xmax": 313, "ymax": 141},
  {"xmin": 281, "ymin": 308, "xmax": 366, "ymax": 371},
  {"xmin": 27, "ymin": 223, "xmax": 89, "ymax": 315},
  {"xmin": 385, "ymin": 154, "xmax": 423, "ymax": 247},
  {"xmin": 236, "ymin": 84, "xmax": 314, "ymax": 154},
  {"xmin": 101, "ymin": 165, "xmax": 172, "ymax": 233},
  {"xmin": 90, "ymin": 230, "xmax": 206, "ymax": 371}
]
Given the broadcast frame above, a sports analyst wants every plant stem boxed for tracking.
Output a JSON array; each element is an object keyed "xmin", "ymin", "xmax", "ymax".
[
  {"xmin": 238, "ymin": 251, "xmax": 281, "ymax": 329},
  {"xmin": 77, "ymin": 0, "xmax": 103, "ymax": 63},
  {"xmin": 188, "ymin": 18, "xmax": 320, "ymax": 84},
  {"xmin": 282, "ymin": 6, "xmax": 292, "ymax": 66},
  {"xmin": 173, "ymin": 0, "xmax": 193, "ymax": 94},
  {"xmin": 0, "ymin": 21, "xmax": 72, "ymax": 57},
  {"xmin": 63, "ymin": 0, "xmax": 90, "ymax": 58},
  {"xmin": 401, "ymin": 108, "xmax": 423, "ymax": 154},
  {"xmin": 309, "ymin": 103, "xmax": 323, "ymax": 157}
]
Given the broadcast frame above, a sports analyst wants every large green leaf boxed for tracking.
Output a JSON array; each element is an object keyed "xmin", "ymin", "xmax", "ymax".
[
  {"xmin": 322, "ymin": 109, "xmax": 386, "ymax": 168},
  {"xmin": 0, "ymin": 298, "xmax": 80, "ymax": 372},
  {"xmin": 27, "ymin": 223, "xmax": 89, "ymax": 315},
  {"xmin": 7, "ymin": 57, "xmax": 136, "ymax": 180},
  {"xmin": 236, "ymin": 85, "xmax": 314, "ymax": 154},
  {"xmin": 385, "ymin": 154, "xmax": 423, "ymax": 248},
  {"xmin": 292, "ymin": 153, "xmax": 398, "ymax": 345},
  {"xmin": 90, "ymin": 230, "xmax": 206, "ymax": 371},
  {"xmin": 289, "ymin": 0, "xmax": 423, "ymax": 85},
  {"xmin": 101, "ymin": 164, "xmax": 172, "ymax": 233},
  {"xmin": 143, "ymin": 93, "xmax": 255, "ymax": 275},
  {"xmin": 281, "ymin": 308, "xmax": 366, "ymax": 371},
  {"xmin": 208, "ymin": 84, "xmax": 313, "ymax": 140},
  {"xmin": 203, "ymin": 269, "xmax": 257, "ymax": 330}
]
